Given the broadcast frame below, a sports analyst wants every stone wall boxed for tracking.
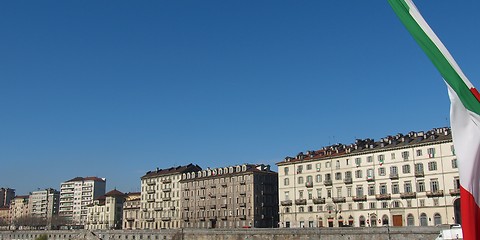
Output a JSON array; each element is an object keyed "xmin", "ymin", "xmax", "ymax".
[{"xmin": 0, "ymin": 227, "xmax": 445, "ymax": 240}]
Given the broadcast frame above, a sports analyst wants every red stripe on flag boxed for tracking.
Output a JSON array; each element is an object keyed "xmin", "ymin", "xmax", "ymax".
[
  {"xmin": 460, "ymin": 186, "xmax": 480, "ymax": 240},
  {"xmin": 470, "ymin": 88, "xmax": 480, "ymax": 102}
]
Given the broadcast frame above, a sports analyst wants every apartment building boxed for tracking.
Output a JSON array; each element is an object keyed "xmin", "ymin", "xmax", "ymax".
[
  {"xmin": 277, "ymin": 127, "xmax": 459, "ymax": 228},
  {"xmin": 180, "ymin": 164, "xmax": 278, "ymax": 229},
  {"xmin": 10, "ymin": 196, "xmax": 29, "ymax": 222},
  {"xmin": 59, "ymin": 177, "xmax": 106, "ymax": 225},
  {"xmin": 0, "ymin": 206, "xmax": 10, "ymax": 228},
  {"xmin": 140, "ymin": 164, "xmax": 202, "ymax": 229},
  {"xmin": 29, "ymin": 188, "xmax": 60, "ymax": 220},
  {"xmin": 0, "ymin": 188, "xmax": 15, "ymax": 207},
  {"xmin": 123, "ymin": 192, "xmax": 141, "ymax": 230},
  {"xmin": 85, "ymin": 189, "xmax": 126, "ymax": 230}
]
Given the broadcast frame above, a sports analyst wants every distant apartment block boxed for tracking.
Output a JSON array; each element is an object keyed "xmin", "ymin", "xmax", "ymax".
[
  {"xmin": 29, "ymin": 188, "xmax": 60, "ymax": 220},
  {"xmin": 59, "ymin": 177, "xmax": 106, "ymax": 225},
  {"xmin": 140, "ymin": 164, "xmax": 201, "ymax": 229},
  {"xmin": 0, "ymin": 206, "xmax": 10, "ymax": 227},
  {"xmin": 122, "ymin": 192, "xmax": 141, "ymax": 230},
  {"xmin": 85, "ymin": 189, "xmax": 126, "ymax": 230},
  {"xmin": 180, "ymin": 164, "xmax": 279, "ymax": 228},
  {"xmin": 277, "ymin": 127, "xmax": 459, "ymax": 228},
  {"xmin": 10, "ymin": 195, "xmax": 29, "ymax": 222},
  {"xmin": 0, "ymin": 188, "xmax": 15, "ymax": 207}
]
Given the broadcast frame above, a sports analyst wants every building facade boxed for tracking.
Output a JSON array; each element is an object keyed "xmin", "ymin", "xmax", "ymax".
[
  {"xmin": 10, "ymin": 195, "xmax": 30, "ymax": 224},
  {"xmin": 277, "ymin": 127, "xmax": 459, "ymax": 228},
  {"xmin": 180, "ymin": 164, "xmax": 278, "ymax": 229},
  {"xmin": 59, "ymin": 177, "xmax": 106, "ymax": 225},
  {"xmin": 28, "ymin": 188, "xmax": 60, "ymax": 220},
  {"xmin": 0, "ymin": 206, "xmax": 10, "ymax": 228},
  {"xmin": 122, "ymin": 192, "xmax": 141, "ymax": 230},
  {"xmin": 85, "ymin": 189, "xmax": 126, "ymax": 230},
  {"xmin": 139, "ymin": 164, "xmax": 202, "ymax": 229},
  {"xmin": 0, "ymin": 188, "xmax": 15, "ymax": 207}
]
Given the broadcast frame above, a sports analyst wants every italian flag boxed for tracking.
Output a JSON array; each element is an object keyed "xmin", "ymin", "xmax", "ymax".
[{"xmin": 388, "ymin": 0, "xmax": 480, "ymax": 239}]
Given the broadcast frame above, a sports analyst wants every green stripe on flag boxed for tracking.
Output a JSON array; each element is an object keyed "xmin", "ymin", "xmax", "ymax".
[{"xmin": 388, "ymin": 0, "xmax": 480, "ymax": 115}]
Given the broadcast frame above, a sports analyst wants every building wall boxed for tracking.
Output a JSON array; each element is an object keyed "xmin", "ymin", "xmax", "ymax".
[
  {"xmin": 28, "ymin": 189, "xmax": 60, "ymax": 220},
  {"xmin": 277, "ymin": 128, "xmax": 459, "ymax": 228},
  {"xmin": 123, "ymin": 193, "xmax": 141, "ymax": 230},
  {"xmin": 10, "ymin": 196, "xmax": 29, "ymax": 223},
  {"xmin": 0, "ymin": 188, "xmax": 15, "ymax": 207}
]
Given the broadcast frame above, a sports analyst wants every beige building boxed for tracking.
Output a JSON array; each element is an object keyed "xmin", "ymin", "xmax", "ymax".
[
  {"xmin": 85, "ymin": 189, "xmax": 126, "ymax": 230},
  {"xmin": 180, "ymin": 164, "xmax": 278, "ymax": 229},
  {"xmin": 0, "ymin": 206, "xmax": 10, "ymax": 228},
  {"xmin": 139, "ymin": 164, "xmax": 202, "ymax": 229},
  {"xmin": 59, "ymin": 176, "xmax": 106, "ymax": 225},
  {"xmin": 10, "ymin": 196, "xmax": 30, "ymax": 224},
  {"xmin": 29, "ymin": 188, "xmax": 60, "ymax": 220},
  {"xmin": 277, "ymin": 127, "xmax": 459, "ymax": 228},
  {"xmin": 0, "ymin": 188, "xmax": 15, "ymax": 207},
  {"xmin": 122, "ymin": 192, "xmax": 141, "ymax": 230}
]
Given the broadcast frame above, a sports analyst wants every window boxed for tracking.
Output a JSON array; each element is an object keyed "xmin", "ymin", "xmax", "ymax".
[
  {"xmin": 430, "ymin": 179, "xmax": 439, "ymax": 192},
  {"xmin": 316, "ymin": 163, "xmax": 321, "ymax": 171},
  {"xmin": 434, "ymin": 213, "xmax": 442, "ymax": 225},
  {"xmin": 299, "ymin": 190, "xmax": 304, "ymax": 199},
  {"xmin": 392, "ymin": 200, "xmax": 401, "ymax": 208},
  {"xmin": 316, "ymin": 189, "xmax": 322, "ymax": 198},
  {"xmin": 347, "ymin": 187, "xmax": 352, "ymax": 197},
  {"xmin": 327, "ymin": 189, "xmax": 332, "ymax": 198},
  {"xmin": 367, "ymin": 156, "xmax": 373, "ymax": 163},
  {"xmin": 420, "ymin": 213, "xmax": 428, "ymax": 226},
  {"xmin": 416, "ymin": 149, "xmax": 423, "ymax": 156},
  {"xmin": 369, "ymin": 202, "xmax": 376, "ymax": 209},
  {"xmin": 356, "ymin": 186, "xmax": 363, "ymax": 196},
  {"xmin": 298, "ymin": 176, "xmax": 304, "ymax": 184},
  {"xmin": 315, "ymin": 174, "xmax": 322, "ymax": 183},
  {"xmin": 335, "ymin": 172, "xmax": 342, "ymax": 180},
  {"xmin": 381, "ymin": 202, "xmax": 388, "ymax": 208},
  {"xmin": 391, "ymin": 153, "xmax": 396, "ymax": 160},
  {"xmin": 284, "ymin": 167, "xmax": 289, "ymax": 175},
  {"xmin": 335, "ymin": 160, "xmax": 340, "ymax": 169},
  {"xmin": 306, "ymin": 175, "xmax": 313, "ymax": 183},
  {"xmin": 417, "ymin": 181, "xmax": 425, "ymax": 192},
  {"xmin": 420, "ymin": 199, "xmax": 425, "ymax": 207},
  {"xmin": 368, "ymin": 185, "xmax": 375, "ymax": 196},
  {"xmin": 355, "ymin": 170, "xmax": 363, "ymax": 179},
  {"xmin": 428, "ymin": 147, "xmax": 436, "ymax": 158},
  {"xmin": 308, "ymin": 190, "xmax": 313, "ymax": 200},
  {"xmin": 451, "ymin": 145, "xmax": 455, "ymax": 155},
  {"xmin": 452, "ymin": 159, "xmax": 458, "ymax": 168},
  {"xmin": 379, "ymin": 184, "xmax": 387, "ymax": 194},
  {"xmin": 325, "ymin": 162, "xmax": 331, "ymax": 168},
  {"xmin": 415, "ymin": 163, "xmax": 424, "ymax": 173},
  {"xmin": 404, "ymin": 181, "xmax": 412, "ymax": 193},
  {"xmin": 378, "ymin": 167, "xmax": 386, "ymax": 176},
  {"xmin": 407, "ymin": 214, "xmax": 415, "ymax": 226},
  {"xmin": 378, "ymin": 154, "xmax": 385, "ymax": 162},
  {"xmin": 355, "ymin": 157, "xmax": 361, "ymax": 166},
  {"xmin": 428, "ymin": 162, "xmax": 437, "ymax": 171},
  {"xmin": 358, "ymin": 203, "xmax": 364, "ymax": 210},
  {"xmin": 297, "ymin": 165, "xmax": 303, "ymax": 174},
  {"xmin": 325, "ymin": 173, "xmax": 331, "ymax": 181},
  {"xmin": 284, "ymin": 191, "xmax": 289, "ymax": 200},
  {"xmin": 366, "ymin": 169, "xmax": 374, "ymax": 179},
  {"xmin": 401, "ymin": 151, "xmax": 409, "ymax": 160},
  {"xmin": 336, "ymin": 187, "xmax": 342, "ymax": 197},
  {"xmin": 402, "ymin": 164, "xmax": 411, "ymax": 174},
  {"xmin": 284, "ymin": 178, "xmax": 289, "ymax": 186},
  {"xmin": 345, "ymin": 171, "xmax": 352, "ymax": 179},
  {"xmin": 406, "ymin": 200, "xmax": 412, "ymax": 207},
  {"xmin": 433, "ymin": 199, "xmax": 439, "ymax": 206},
  {"xmin": 308, "ymin": 206, "xmax": 313, "ymax": 212},
  {"xmin": 392, "ymin": 182, "xmax": 399, "ymax": 194},
  {"xmin": 390, "ymin": 166, "xmax": 398, "ymax": 175},
  {"xmin": 299, "ymin": 206, "xmax": 304, "ymax": 213},
  {"xmin": 306, "ymin": 164, "xmax": 312, "ymax": 170}
]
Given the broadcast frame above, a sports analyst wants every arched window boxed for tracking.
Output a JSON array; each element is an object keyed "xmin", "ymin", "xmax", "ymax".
[
  {"xmin": 370, "ymin": 214, "xmax": 377, "ymax": 226},
  {"xmin": 284, "ymin": 178, "xmax": 290, "ymax": 186},
  {"xmin": 420, "ymin": 213, "xmax": 428, "ymax": 226},
  {"xmin": 359, "ymin": 215, "xmax": 366, "ymax": 227},
  {"xmin": 382, "ymin": 215, "xmax": 389, "ymax": 226},
  {"xmin": 434, "ymin": 213, "xmax": 442, "ymax": 226},
  {"xmin": 285, "ymin": 207, "xmax": 290, "ymax": 213},
  {"xmin": 348, "ymin": 215, "xmax": 354, "ymax": 226}
]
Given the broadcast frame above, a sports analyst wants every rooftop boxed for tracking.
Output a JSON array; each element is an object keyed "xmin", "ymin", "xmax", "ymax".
[{"xmin": 141, "ymin": 163, "xmax": 202, "ymax": 179}]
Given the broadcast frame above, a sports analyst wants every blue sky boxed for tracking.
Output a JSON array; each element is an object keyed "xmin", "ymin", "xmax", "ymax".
[{"xmin": 1, "ymin": 1, "xmax": 479, "ymax": 195}]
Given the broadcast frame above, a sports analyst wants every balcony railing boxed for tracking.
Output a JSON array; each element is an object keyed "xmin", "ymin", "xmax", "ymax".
[
  {"xmin": 147, "ymin": 190, "xmax": 155, "ymax": 194},
  {"xmin": 313, "ymin": 198, "xmax": 325, "ymax": 204},
  {"xmin": 238, "ymin": 215, "xmax": 247, "ymax": 220},
  {"xmin": 240, "ymin": 180, "xmax": 246, "ymax": 185},
  {"xmin": 343, "ymin": 178, "xmax": 352, "ymax": 184},
  {"xmin": 295, "ymin": 199, "xmax": 307, "ymax": 205},
  {"xmin": 389, "ymin": 173, "xmax": 399, "ymax": 179},
  {"xmin": 145, "ymin": 218, "xmax": 154, "ymax": 222},
  {"xmin": 375, "ymin": 194, "xmax": 391, "ymax": 200},
  {"xmin": 161, "ymin": 217, "xmax": 171, "ymax": 221},
  {"xmin": 199, "ymin": 217, "xmax": 205, "ymax": 221},
  {"xmin": 449, "ymin": 188, "xmax": 460, "ymax": 196},
  {"xmin": 154, "ymin": 207, "xmax": 163, "ymax": 211},
  {"xmin": 162, "ymin": 197, "xmax": 171, "ymax": 201},
  {"xmin": 305, "ymin": 182, "xmax": 313, "ymax": 188},
  {"xmin": 183, "ymin": 217, "xmax": 189, "ymax": 222},
  {"xmin": 324, "ymin": 180, "xmax": 332, "ymax": 186},
  {"xmin": 332, "ymin": 197, "xmax": 346, "ymax": 203},
  {"xmin": 183, "ymin": 207, "xmax": 189, "ymax": 211},
  {"xmin": 239, "ymin": 203, "xmax": 246, "ymax": 207},
  {"xmin": 352, "ymin": 195, "xmax": 367, "ymax": 202},
  {"xmin": 170, "ymin": 206, "xmax": 176, "ymax": 210},
  {"xmin": 400, "ymin": 192, "xmax": 416, "ymax": 199},
  {"xmin": 162, "ymin": 188, "xmax": 172, "ymax": 192},
  {"xmin": 426, "ymin": 190, "xmax": 444, "ymax": 197},
  {"xmin": 221, "ymin": 216, "xmax": 227, "ymax": 220},
  {"xmin": 199, "ymin": 206, "xmax": 205, "ymax": 210},
  {"xmin": 366, "ymin": 176, "xmax": 375, "ymax": 182},
  {"xmin": 210, "ymin": 205, "xmax": 216, "ymax": 209},
  {"xmin": 146, "ymin": 181, "xmax": 156, "ymax": 186},
  {"xmin": 280, "ymin": 200, "xmax": 292, "ymax": 206},
  {"xmin": 162, "ymin": 179, "xmax": 172, "ymax": 184},
  {"xmin": 415, "ymin": 170, "xmax": 424, "ymax": 177},
  {"xmin": 147, "ymin": 198, "xmax": 155, "ymax": 202},
  {"xmin": 220, "ymin": 204, "xmax": 227, "ymax": 208}
]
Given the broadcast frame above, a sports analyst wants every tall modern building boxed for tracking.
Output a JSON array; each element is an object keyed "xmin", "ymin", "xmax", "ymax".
[
  {"xmin": 59, "ymin": 177, "xmax": 106, "ymax": 225},
  {"xmin": 277, "ymin": 127, "xmax": 459, "ymax": 228},
  {"xmin": 139, "ymin": 164, "xmax": 201, "ymax": 229},
  {"xmin": 29, "ymin": 188, "xmax": 60, "ymax": 220},
  {"xmin": 180, "ymin": 164, "xmax": 278, "ymax": 229},
  {"xmin": 0, "ymin": 188, "xmax": 15, "ymax": 207}
]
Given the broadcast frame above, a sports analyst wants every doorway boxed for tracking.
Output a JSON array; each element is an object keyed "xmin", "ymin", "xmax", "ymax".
[{"xmin": 393, "ymin": 215, "xmax": 403, "ymax": 226}]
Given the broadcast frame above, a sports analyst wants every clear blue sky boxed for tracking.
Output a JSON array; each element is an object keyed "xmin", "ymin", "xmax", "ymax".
[{"xmin": 1, "ymin": 1, "xmax": 479, "ymax": 195}]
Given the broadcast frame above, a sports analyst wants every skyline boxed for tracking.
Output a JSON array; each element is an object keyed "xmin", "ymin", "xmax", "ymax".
[{"xmin": 1, "ymin": 1, "xmax": 479, "ymax": 195}]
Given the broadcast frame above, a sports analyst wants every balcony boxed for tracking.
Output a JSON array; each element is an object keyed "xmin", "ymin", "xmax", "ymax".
[
  {"xmin": 147, "ymin": 198, "xmax": 155, "ymax": 202},
  {"xmin": 184, "ymin": 197, "xmax": 190, "ymax": 201},
  {"xmin": 221, "ymin": 183, "xmax": 227, "ymax": 187},
  {"xmin": 162, "ymin": 188, "xmax": 172, "ymax": 192},
  {"xmin": 389, "ymin": 173, "xmax": 399, "ymax": 179},
  {"xmin": 343, "ymin": 178, "xmax": 352, "ymax": 184},
  {"xmin": 125, "ymin": 217, "xmax": 135, "ymax": 221},
  {"xmin": 295, "ymin": 199, "xmax": 307, "ymax": 205},
  {"xmin": 183, "ymin": 217, "xmax": 189, "ymax": 222},
  {"xmin": 209, "ymin": 194, "xmax": 216, "ymax": 198},
  {"xmin": 210, "ymin": 205, "xmax": 216, "ymax": 209},
  {"xmin": 449, "ymin": 188, "xmax": 461, "ymax": 196},
  {"xmin": 313, "ymin": 198, "xmax": 325, "ymax": 204},
  {"xmin": 375, "ymin": 194, "xmax": 391, "ymax": 200},
  {"xmin": 238, "ymin": 215, "xmax": 247, "ymax": 220},
  {"xmin": 161, "ymin": 217, "xmax": 171, "ymax": 221},
  {"xmin": 147, "ymin": 189, "xmax": 155, "ymax": 194},
  {"xmin": 183, "ymin": 206, "xmax": 189, "ymax": 211},
  {"xmin": 281, "ymin": 200, "xmax": 292, "ymax": 206},
  {"xmin": 426, "ymin": 190, "xmax": 444, "ymax": 197},
  {"xmin": 145, "ymin": 218, "xmax": 154, "ymax": 222},
  {"xmin": 324, "ymin": 180, "xmax": 332, "ymax": 186},
  {"xmin": 352, "ymin": 195, "xmax": 367, "ymax": 202},
  {"xmin": 221, "ymin": 216, "xmax": 227, "ymax": 220},
  {"xmin": 400, "ymin": 192, "xmax": 417, "ymax": 199},
  {"xmin": 221, "ymin": 193, "xmax": 228, "ymax": 197},
  {"xmin": 305, "ymin": 182, "xmax": 313, "ymax": 188},
  {"xmin": 146, "ymin": 181, "xmax": 156, "ymax": 186},
  {"xmin": 162, "ymin": 179, "xmax": 172, "ymax": 184},
  {"xmin": 239, "ymin": 192, "xmax": 246, "ymax": 196},
  {"xmin": 332, "ymin": 197, "xmax": 346, "ymax": 203},
  {"xmin": 240, "ymin": 180, "xmax": 246, "ymax": 185},
  {"xmin": 162, "ymin": 197, "xmax": 171, "ymax": 201},
  {"xmin": 366, "ymin": 176, "xmax": 375, "ymax": 182},
  {"xmin": 170, "ymin": 206, "xmax": 175, "ymax": 210},
  {"xmin": 220, "ymin": 204, "xmax": 227, "ymax": 208},
  {"xmin": 199, "ymin": 217, "xmax": 206, "ymax": 221},
  {"xmin": 415, "ymin": 170, "xmax": 425, "ymax": 177},
  {"xmin": 239, "ymin": 203, "xmax": 246, "ymax": 207},
  {"xmin": 199, "ymin": 205, "xmax": 205, "ymax": 210},
  {"xmin": 154, "ymin": 207, "xmax": 163, "ymax": 211},
  {"xmin": 210, "ymin": 185, "xmax": 216, "ymax": 188}
]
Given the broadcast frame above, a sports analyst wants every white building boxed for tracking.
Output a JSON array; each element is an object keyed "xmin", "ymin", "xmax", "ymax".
[
  {"xmin": 59, "ymin": 177, "xmax": 106, "ymax": 225},
  {"xmin": 85, "ymin": 189, "xmax": 126, "ymax": 230},
  {"xmin": 28, "ymin": 188, "xmax": 60, "ymax": 220},
  {"xmin": 277, "ymin": 127, "xmax": 460, "ymax": 228}
]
